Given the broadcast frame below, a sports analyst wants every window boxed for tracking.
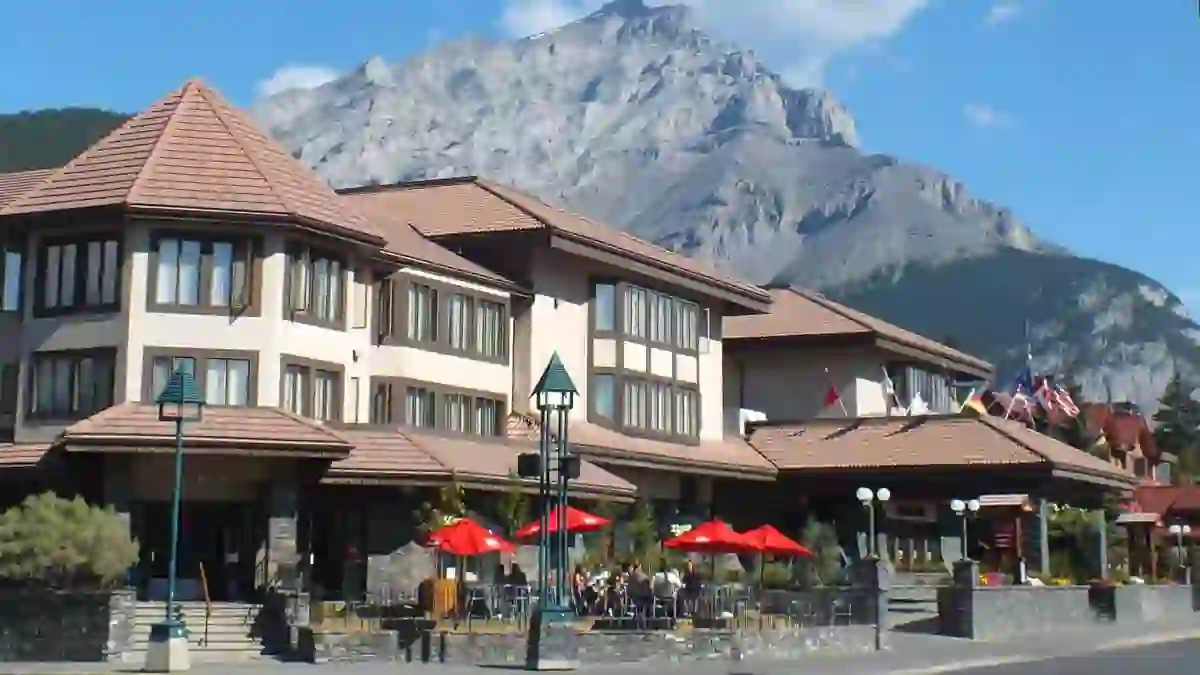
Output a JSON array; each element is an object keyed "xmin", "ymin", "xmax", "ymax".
[
  {"xmin": 675, "ymin": 388, "xmax": 699, "ymax": 438},
  {"xmin": 351, "ymin": 270, "xmax": 369, "ymax": 329},
  {"xmin": 287, "ymin": 246, "xmax": 344, "ymax": 325},
  {"xmin": 592, "ymin": 374, "xmax": 616, "ymax": 420},
  {"xmin": 371, "ymin": 382, "xmax": 393, "ymax": 425},
  {"xmin": 649, "ymin": 381, "xmax": 672, "ymax": 433},
  {"xmin": 890, "ymin": 365, "xmax": 953, "ymax": 413},
  {"xmin": 348, "ymin": 376, "xmax": 361, "ymax": 423},
  {"xmin": 675, "ymin": 300, "xmax": 698, "ymax": 351},
  {"xmin": 649, "ymin": 292, "xmax": 673, "ymax": 344},
  {"xmin": 624, "ymin": 286, "xmax": 647, "ymax": 339},
  {"xmin": 205, "ymin": 358, "xmax": 250, "ymax": 406},
  {"xmin": 475, "ymin": 398, "xmax": 503, "ymax": 437},
  {"xmin": 447, "ymin": 294, "xmax": 471, "ymax": 350},
  {"xmin": 444, "ymin": 393, "xmax": 471, "ymax": 433},
  {"xmin": 0, "ymin": 364, "xmax": 19, "ymax": 416},
  {"xmin": 39, "ymin": 235, "xmax": 120, "ymax": 314},
  {"xmin": 373, "ymin": 279, "xmax": 394, "ymax": 341},
  {"xmin": 283, "ymin": 365, "xmax": 305, "ymax": 415},
  {"xmin": 313, "ymin": 370, "xmax": 337, "ymax": 422},
  {"xmin": 150, "ymin": 356, "xmax": 197, "ymax": 401},
  {"xmin": 2, "ymin": 245, "xmax": 22, "ymax": 313},
  {"xmin": 474, "ymin": 300, "xmax": 505, "ymax": 359},
  {"xmin": 406, "ymin": 386, "xmax": 436, "ymax": 428},
  {"xmin": 623, "ymin": 379, "xmax": 647, "ymax": 429},
  {"xmin": 29, "ymin": 350, "xmax": 115, "ymax": 419},
  {"xmin": 593, "ymin": 283, "xmax": 616, "ymax": 332},
  {"xmin": 407, "ymin": 283, "xmax": 438, "ymax": 343}
]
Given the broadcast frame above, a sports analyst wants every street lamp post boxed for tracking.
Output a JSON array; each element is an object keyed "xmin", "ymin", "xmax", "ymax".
[
  {"xmin": 855, "ymin": 487, "xmax": 891, "ymax": 558},
  {"xmin": 521, "ymin": 352, "xmax": 580, "ymax": 619},
  {"xmin": 145, "ymin": 369, "xmax": 205, "ymax": 673},
  {"xmin": 950, "ymin": 499, "xmax": 981, "ymax": 560},
  {"xmin": 1168, "ymin": 524, "xmax": 1192, "ymax": 585}
]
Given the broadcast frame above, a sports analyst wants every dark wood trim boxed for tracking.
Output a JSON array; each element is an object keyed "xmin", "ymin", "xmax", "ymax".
[
  {"xmin": 0, "ymin": 234, "xmax": 26, "ymax": 316},
  {"xmin": 141, "ymin": 347, "xmax": 260, "ymax": 406},
  {"xmin": 875, "ymin": 337, "xmax": 993, "ymax": 380},
  {"xmin": 368, "ymin": 375, "xmax": 507, "ymax": 437},
  {"xmin": 377, "ymin": 271, "xmax": 510, "ymax": 365},
  {"xmin": 576, "ymin": 447, "xmax": 776, "ymax": 480},
  {"xmin": 280, "ymin": 354, "xmax": 346, "ymax": 422},
  {"xmin": 32, "ymin": 230, "xmax": 124, "ymax": 318},
  {"xmin": 548, "ymin": 234, "xmax": 772, "ymax": 314},
  {"xmin": 722, "ymin": 333, "xmax": 992, "ymax": 381},
  {"xmin": 26, "ymin": 347, "xmax": 118, "ymax": 422},
  {"xmin": 144, "ymin": 228, "xmax": 263, "ymax": 318},
  {"xmin": 282, "ymin": 241, "xmax": 349, "ymax": 331}
]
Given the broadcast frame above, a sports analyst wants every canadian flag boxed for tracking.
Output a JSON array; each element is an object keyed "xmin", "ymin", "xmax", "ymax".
[{"xmin": 824, "ymin": 383, "xmax": 841, "ymax": 408}]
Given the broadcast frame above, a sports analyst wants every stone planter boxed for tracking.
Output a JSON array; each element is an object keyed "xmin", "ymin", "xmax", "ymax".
[
  {"xmin": 1087, "ymin": 583, "xmax": 1116, "ymax": 621},
  {"xmin": 0, "ymin": 588, "xmax": 136, "ymax": 662}
]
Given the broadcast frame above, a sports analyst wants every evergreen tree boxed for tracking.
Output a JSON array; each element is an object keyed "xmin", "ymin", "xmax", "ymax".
[{"xmin": 1152, "ymin": 373, "xmax": 1200, "ymax": 485}]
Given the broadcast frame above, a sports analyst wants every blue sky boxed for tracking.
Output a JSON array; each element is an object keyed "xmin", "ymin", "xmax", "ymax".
[{"xmin": 2, "ymin": 0, "xmax": 1195, "ymax": 309}]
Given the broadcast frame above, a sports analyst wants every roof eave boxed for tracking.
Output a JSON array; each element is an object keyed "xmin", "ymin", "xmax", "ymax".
[
  {"xmin": 372, "ymin": 248, "xmax": 530, "ymax": 296},
  {"xmin": 572, "ymin": 443, "xmax": 778, "ymax": 480},
  {"xmin": 874, "ymin": 336, "xmax": 994, "ymax": 380}
]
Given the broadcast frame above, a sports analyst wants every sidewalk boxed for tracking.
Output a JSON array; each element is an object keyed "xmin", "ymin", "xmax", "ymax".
[{"xmin": 4, "ymin": 621, "xmax": 1200, "ymax": 675}]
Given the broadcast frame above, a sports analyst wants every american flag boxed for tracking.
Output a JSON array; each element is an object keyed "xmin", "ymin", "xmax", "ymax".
[{"xmin": 1034, "ymin": 378, "xmax": 1080, "ymax": 417}]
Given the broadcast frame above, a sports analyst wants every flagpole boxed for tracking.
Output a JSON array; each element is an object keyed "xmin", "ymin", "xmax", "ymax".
[
  {"xmin": 825, "ymin": 367, "xmax": 850, "ymax": 416},
  {"xmin": 1003, "ymin": 387, "xmax": 1020, "ymax": 419},
  {"xmin": 958, "ymin": 387, "xmax": 977, "ymax": 414}
]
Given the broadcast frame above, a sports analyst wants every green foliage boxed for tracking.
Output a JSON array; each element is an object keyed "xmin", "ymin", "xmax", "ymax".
[
  {"xmin": 413, "ymin": 483, "xmax": 467, "ymax": 537},
  {"xmin": 0, "ymin": 492, "xmax": 138, "ymax": 589},
  {"xmin": 0, "ymin": 109, "xmax": 128, "ymax": 172},
  {"xmin": 759, "ymin": 561, "xmax": 793, "ymax": 589},
  {"xmin": 625, "ymin": 499, "xmax": 657, "ymax": 559},
  {"xmin": 1153, "ymin": 372, "xmax": 1200, "ymax": 485},
  {"xmin": 493, "ymin": 473, "xmax": 531, "ymax": 536},
  {"xmin": 797, "ymin": 517, "xmax": 844, "ymax": 587}
]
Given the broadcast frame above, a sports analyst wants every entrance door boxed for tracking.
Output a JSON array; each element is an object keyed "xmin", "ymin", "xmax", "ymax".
[{"xmin": 135, "ymin": 501, "xmax": 258, "ymax": 602}]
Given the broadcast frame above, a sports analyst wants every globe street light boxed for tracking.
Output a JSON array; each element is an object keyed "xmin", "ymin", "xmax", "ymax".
[
  {"xmin": 146, "ymin": 369, "xmax": 204, "ymax": 673},
  {"xmin": 1168, "ymin": 524, "xmax": 1192, "ymax": 585},
  {"xmin": 950, "ymin": 499, "xmax": 981, "ymax": 560},
  {"xmin": 856, "ymin": 487, "xmax": 891, "ymax": 558}
]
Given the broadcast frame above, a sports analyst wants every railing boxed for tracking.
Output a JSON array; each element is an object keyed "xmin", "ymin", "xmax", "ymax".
[{"xmin": 197, "ymin": 562, "xmax": 212, "ymax": 648}]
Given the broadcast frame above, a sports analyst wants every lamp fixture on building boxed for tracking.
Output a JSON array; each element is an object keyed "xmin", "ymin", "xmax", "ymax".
[
  {"xmin": 950, "ymin": 499, "xmax": 981, "ymax": 560},
  {"xmin": 1168, "ymin": 524, "xmax": 1193, "ymax": 585},
  {"xmin": 856, "ymin": 487, "xmax": 891, "ymax": 558}
]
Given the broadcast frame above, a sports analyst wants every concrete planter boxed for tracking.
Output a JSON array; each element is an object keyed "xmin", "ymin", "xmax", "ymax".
[{"xmin": 0, "ymin": 588, "xmax": 136, "ymax": 662}]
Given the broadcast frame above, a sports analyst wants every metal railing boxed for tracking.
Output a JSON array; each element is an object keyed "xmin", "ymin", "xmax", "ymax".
[{"xmin": 197, "ymin": 562, "xmax": 212, "ymax": 647}]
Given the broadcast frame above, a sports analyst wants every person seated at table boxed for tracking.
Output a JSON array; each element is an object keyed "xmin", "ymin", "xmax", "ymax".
[
  {"xmin": 571, "ymin": 564, "xmax": 588, "ymax": 614},
  {"xmin": 506, "ymin": 563, "xmax": 528, "ymax": 586},
  {"xmin": 680, "ymin": 560, "xmax": 701, "ymax": 617},
  {"xmin": 627, "ymin": 561, "xmax": 653, "ymax": 616}
]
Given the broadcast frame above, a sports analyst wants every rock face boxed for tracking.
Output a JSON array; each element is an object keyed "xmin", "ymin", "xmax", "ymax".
[{"xmin": 255, "ymin": 0, "xmax": 1200, "ymax": 408}]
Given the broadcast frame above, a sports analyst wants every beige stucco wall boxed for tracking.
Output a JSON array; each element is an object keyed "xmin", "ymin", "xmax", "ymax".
[
  {"xmin": 725, "ymin": 344, "xmax": 903, "ymax": 426},
  {"xmin": 520, "ymin": 248, "xmax": 727, "ymax": 442}
]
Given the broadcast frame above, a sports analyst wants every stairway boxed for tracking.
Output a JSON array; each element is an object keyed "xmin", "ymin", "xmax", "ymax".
[
  {"xmin": 132, "ymin": 601, "xmax": 270, "ymax": 663},
  {"xmin": 887, "ymin": 572, "xmax": 947, "ymax": 633}
]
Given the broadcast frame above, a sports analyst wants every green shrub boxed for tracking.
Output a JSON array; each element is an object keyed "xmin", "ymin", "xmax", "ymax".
[
  {"xmin": 759, "ymin": 561, "xmax": 793, "ymax": 589},
  {"xmin": 797, "ymin": 518, "xmax": 844, "ymax": 587},
  {"xmin": 0, "ymin": 492, "xmax": 138, "ymax": 590}
]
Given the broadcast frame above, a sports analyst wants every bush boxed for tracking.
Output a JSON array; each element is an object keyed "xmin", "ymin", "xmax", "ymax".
[{"xmin": 0, "ymin": 492, "xmax": 138, "ymax": 590}]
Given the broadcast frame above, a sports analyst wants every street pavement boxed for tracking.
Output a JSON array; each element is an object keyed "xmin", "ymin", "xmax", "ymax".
[{"xmin": 945, "ymin": 639, "xmax": 1200, "ymax": 675}]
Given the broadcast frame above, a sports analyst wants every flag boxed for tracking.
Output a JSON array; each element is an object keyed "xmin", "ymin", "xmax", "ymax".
[
  {"xmin": 959, "ymin": 388, "xmax": 988, "ymax": 416},
  {"xmin": 823, "ymin": 368, "xmax": 850, "ymax": 416},
  {"xmin": 881, "ymin": 367, "xmax": 905, "ymax": 415},
  {"xmin": 1053, "ymin": 385, "xmax": 1080, "ymax": 417}
]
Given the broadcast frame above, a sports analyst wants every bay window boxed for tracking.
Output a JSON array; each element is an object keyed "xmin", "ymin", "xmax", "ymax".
[
  {"xmin": 29, "ymin": 349, "xmax": 116, "ymax": 419},
  {"xmin": 1, "ymin": 244, "xmax": 22, "ymax": 313},
  {"xmin": 407, "ymin": 283, "xmax": 438, "ymax": 343},
  {"xmin": 371, "ymin": 377, "xmax": 506, "ymax": 436},
  {"xmin": 375, "ymin": 274, "xmax": 508, "ymax": 363},
  {"xmin": 447, "ymin": 294, "xmax": 470, "ymax": 350},
  {"xmin": 286, "ymin": 245, "xmax": 344, "ymax": 327},
  {"xmin": 149, "ymin": 351, "xmax": 252, "ymax": 407},
  {"xmin": 150, "ymin": 234, "xmax": 251, "ymax": 312},
  {"xmin": 280, "ymin": 357, "xmax": 342, "ymax": 421},
  {"xmin": 38, "ymin": 234, "xmax": 121, "ymax": 315},
  {"xmin": 405, "ymin": 386, "xmax": 436, "ymax": 428},
  {"xmin": 474, "ymin": 299, "xmax": 505, "ymax": 359}
]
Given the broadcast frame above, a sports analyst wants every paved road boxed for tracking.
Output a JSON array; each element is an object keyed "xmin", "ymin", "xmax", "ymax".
[{"xmin": 951, "ymin": 639, "xmax": 1200, "ymax": 675}]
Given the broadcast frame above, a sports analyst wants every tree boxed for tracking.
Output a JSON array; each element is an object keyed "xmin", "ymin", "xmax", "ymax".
[
  {"xmin": 494, "ymin": 473, "xmax": 531, "ymax": 536},
  {"xmin": 413, "ymin": 483, "xmax": 467, "ymax": 538},
  {"xmin": 797, "ymin": 517, "xmax": 843, "ymax": 587},
  {"xmin": 625, "ymin": 500, "xmax": 657, "ymax": 560},
  {"xmin": 1152, "ymin": 373, "xmax": 1200, "ymax": 485},
  {"xmin": 0, "ymin": 492, "xmax": 139, "ymax": 590}
]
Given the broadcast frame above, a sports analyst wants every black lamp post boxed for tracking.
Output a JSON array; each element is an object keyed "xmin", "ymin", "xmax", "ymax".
[
  {"xmin": 519, "ymin": 352, "xmax": 580, "ymax": 619},
  {"xmin": 145, "ymin": 368, "xmax": 204, "ymax": 673}
]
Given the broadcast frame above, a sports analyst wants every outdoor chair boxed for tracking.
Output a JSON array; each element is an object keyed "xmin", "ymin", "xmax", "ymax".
[
  {"xmin": 830, "ymin": 595, "xmax": 854, "ymax": 626},
  {"xmin": 652, "ymin": 589, "xmax": 678, "ymax": 620}
]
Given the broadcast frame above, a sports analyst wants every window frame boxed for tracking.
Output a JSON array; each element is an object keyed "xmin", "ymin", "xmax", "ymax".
[
  {"xmin": 375, "ymin": 273, "xmax": 510, "ymax": 365},
  {"xmin": 34, "ymin": 232, "xmax": 123, "ymax": 317},
  {"xmin": 284, "ymin": 243, "xmax": 347, "ymax": 330},
  {"xmin": 146, "ymin": 231, "xmax": 258, "ymax": 316},
  {"xmin": 142, "ymin": 347, "xmax": 258, "ymax": 408},
  {"xmin": 278, "ymin": 355, "xmax": 344, "ymax": 422},
  {"xmin": 368, "ymin": 376, "xmax": 507, "ymax": 437},
  {"xmin": 1, "ymin": 238, "xmax": 25, "ymax": 315},
  {"xmin": 27, "ymin": 348, "xmax": 118, "ymax": 421}
]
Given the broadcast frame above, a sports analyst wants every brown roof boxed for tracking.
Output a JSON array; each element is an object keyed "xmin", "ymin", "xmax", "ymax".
[
  {"xmin": 1134, "ymin": 485, "xmax": 1200, "ymax": 515},
  {"xmin": 567, "ymin": 421, "xmax": 777, "ymax": 480},
  {"xmin": 328, "ymin": 426, "xmax": 635, "ymax": 499},
  {"xmin": 348, "ymin": 196, "xmax": 521, "ymax": 290},
  {"xmin": 0, "ymin": 169, "xmax": 54, "ymax": 208},
  {"xmin": 747, "ymin": 414, "xmax": 1137, "ymax": 488},
  {"xmin": 339, "ymin": 177, "xmax": 771, "ymax": 309},
  {"xmin": 61, "ymin": 403, "xmax": 352, "ymax": 457},
  {"xmin": 0, "ymin": 80, "xmax": 383, "ymax": 246},
  {"xmin": 724, "ymin": 287, "xmax": 993, "ymax": 377},
  {"xmin": 0, "ymin": 443, "xmax": 51, "ymax": 469}
]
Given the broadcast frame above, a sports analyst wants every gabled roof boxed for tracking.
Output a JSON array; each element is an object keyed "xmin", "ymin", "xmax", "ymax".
[
  {"xmin": 724, "ymin": 286, "xmax": 993, "ymax": 378},
  {"xmin": 339, "ymin": 177, "xmax": 772, "ymax": 312},
  {"xmin": 349, "ymin": 195, "xmax": 522, "ymax": 291},
  {"xmin": 1, "ymin": 80, "xmax": 383, "ymax": 247},
  {"xmin": 0, "ymin": 169, "xmax": 54, "ymax": 209}
]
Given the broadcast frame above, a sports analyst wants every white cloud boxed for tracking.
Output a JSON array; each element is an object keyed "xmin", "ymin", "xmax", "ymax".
[
  {"xmin": 963, "ymin": 103, "xmax": 1015, "ymax": 129},
  {"xmin": 499, "ymin": 0, "xmax": 931, "ymax": 87},
  {"xmin": 256, "ymin": 65, "xmax": 340, "ymax": 98},
  {"xmin": 985, "ymin": 1, "xmax": 1022, "ymax": 26}
]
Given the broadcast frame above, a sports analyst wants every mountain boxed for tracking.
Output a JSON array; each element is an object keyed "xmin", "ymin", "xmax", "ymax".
[{"xmin": 0, "ymin": 109, "xmax": 127, "ymax": 172}]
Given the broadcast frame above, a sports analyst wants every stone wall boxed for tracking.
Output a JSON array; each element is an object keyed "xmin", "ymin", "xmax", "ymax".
[
  {"xmin": 1110, "ymin": 586, "xmax": 1195, "ymax": 623},
  {"xmin": 0, "ymin": 589, "xmax": 136, "ymax": 662}
]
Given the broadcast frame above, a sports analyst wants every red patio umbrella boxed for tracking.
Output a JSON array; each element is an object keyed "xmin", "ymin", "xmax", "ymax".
[
  {"xmin": 513, "ymin": 505, "xmax": 611, "ymax": 538},
  {"xmin": 663, "ymin": 520, "xmax": 753, "ymax": 553},
  {"xmin": 740, "ymin": 525, "xmax": 811, "ymax": 556},
  {"xmin": 428, "ymin": 518, "xmax": 515, "ymax": 556}
]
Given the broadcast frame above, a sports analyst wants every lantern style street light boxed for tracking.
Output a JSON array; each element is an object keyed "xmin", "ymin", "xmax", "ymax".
[
  {"xmin": 1168, "ymin": 524, "xmax": 1193, "ymax": 585},
  {"xmin": 520, "ymin": 353, "xmax": 580, "ymax": 619},
  {"xmin": 145, "ymin": 369, "xmax": 204, "ymax": 673},
  {"xmin": 856, "ymin": 487, "xmax": 891, "ymax": 558},
  {"xmin": 950, "ymin": 499, "xmax": 981, "ymax": 560}
]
